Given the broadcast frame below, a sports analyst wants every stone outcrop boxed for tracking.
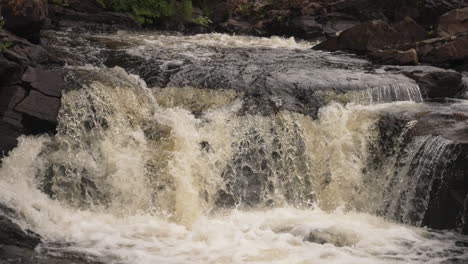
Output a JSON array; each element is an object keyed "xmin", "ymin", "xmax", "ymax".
[
  {"xmin": 0, "ymin": 0, "xmax": 49, "ymax": 43},
  {"xmin": 215, "ymin": 0, "xmax": 468, "ymax": 41},
  {"xmin": 385, "ymin": 66, "xmax": 464, "ymax": 99},
  {"xmin": 437, "ymin": 6, "xmax": 468, "ymax": 37},
  {"xmin": 314, "ymin": 18, "xmax": 428, "ymax": 53},
  {"xmin": 0, "ymin": 29, "xmax": 63, "ymax": 156},
  {"xmin": 377, "ymin": 102, "xmax": 468, "ymax": 233},
  {"xmin": 315, "ymin": 6, "xmax": 468, "ymax": 70},
  {"xmin": 369, "ymin": 49, "xmax": 419, "ymax": 65}
]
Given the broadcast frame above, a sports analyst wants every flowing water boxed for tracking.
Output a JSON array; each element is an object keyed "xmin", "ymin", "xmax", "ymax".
[{"xmin": 1, "ymin": 33, "xmax": 468, "ymax": 264}]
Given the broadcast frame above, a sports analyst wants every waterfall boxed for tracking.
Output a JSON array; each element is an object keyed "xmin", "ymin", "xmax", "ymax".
[{"xmin": 1, "ymin": 33, "xmax": 467, "ymax": 264}]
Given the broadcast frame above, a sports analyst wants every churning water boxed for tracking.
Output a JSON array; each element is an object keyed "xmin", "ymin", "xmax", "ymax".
[{"xmin": 0, "ymin": 33, "xmax": 467, "ymax": 264}]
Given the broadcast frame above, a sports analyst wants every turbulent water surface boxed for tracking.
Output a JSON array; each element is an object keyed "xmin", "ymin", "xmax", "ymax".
[{"xmin": 1, "ymin": 32, "xmax": 468, "ymax": 264}]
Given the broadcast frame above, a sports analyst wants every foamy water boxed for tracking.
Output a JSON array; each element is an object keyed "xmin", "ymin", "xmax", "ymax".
[
  {"xmin": 1, "ymin": 34, "xmax": 467, "ymax": 264},
  {"xmin": 1, "ymin": 138, "xmax": 466, "ymax": 264}
]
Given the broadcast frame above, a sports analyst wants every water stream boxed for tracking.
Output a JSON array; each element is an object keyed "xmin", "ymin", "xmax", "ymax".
[{"xmin": 1, "ymin": 32, "xmax": 467, "ymax": 264}]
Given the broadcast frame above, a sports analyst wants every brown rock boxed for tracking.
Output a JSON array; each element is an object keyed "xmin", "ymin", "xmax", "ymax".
[
  {"xmin": 437, "ymin": 7, "xmax": 468, "ymax": 37},
  {"xmin": 21, "ymin": 67, "xmax": 64, "ymax": 97},
  {"xmin": 0, "ymin": 86, "xmax": 25, "ymax": 127},
  {"xmin": 393, "ymin": 17, "xmax": 429, "ymax": 43},
  {"xmin": 220, "ymin": 18, "xmax": 254, "ymax": 35},
  {"xmin": 290, "ymin": 16, "xmax": 323, "ymax": 39},
  {"xmin": 0, "ymin": 121, "xmax": 20, "ymax": 155},
  {"xmin": 393, "ymin": 66, "xmax": 463, "ymax": 98},
  {"xmin": 313, "ymin": 36, "xmax": 339, "ymax": 51},
  {"xmin": 339, "ymin": 20, "xmax": 403, "ymax": 52},
  {"xmin": 422, "ymin": 34, "xmax": 468, "ymax": 64},
  {"xmin": 0, "ymin": 55, "xmax": 23, "ymax": 86},
  {"xmin": 314, "ymin": 20, "xmax": 406, "ymax": 52},
  {"xmin": 369, "ymin": 49, "xmax": 419, "ymax": 65},
  {"xmin": 0, "ymin": 0, "xmax": 48, "ymax": 43},
  {"xmin": 15, "ymin": 90, "xmax": 60, "ymax": 122}
]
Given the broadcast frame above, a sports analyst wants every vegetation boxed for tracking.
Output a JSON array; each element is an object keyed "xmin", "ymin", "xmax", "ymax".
[
  {"xmin": 0, "ymin": 17, "xmax": 12, "ymax": 53},
  {"xmin": 95, "ymin": 0, "xmax": 211, "ymax": 25}
]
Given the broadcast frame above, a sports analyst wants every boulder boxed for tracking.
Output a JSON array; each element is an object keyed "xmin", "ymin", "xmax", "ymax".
[
  {"xmin": 386, "ymin": 65, "xmax": 463, "ymax": 99},
  {"xmin": 418, "ymin": 0, "xmax": 468, "ymax": 26},
  {"xmin": 337, "ymin": 20, "xmax": 402, "ymax": 52},
  {"xmin": 21, "ymin": 67, "xmax": 64, "ymax": 97},
  {"xmin": 0, "ymin": 86, "xmax": 26, "ymax": 127},
  {"xmin": 369, "ymin": 49, "xmax": 419, "ymax": 65},
  {"xmin": 377, "ymin": 104, "xmax": 468, "ymax": 233},
  {"xmin": 0, "ymin": 55, "xmax": 23, "ymax": 86},
  {"xmin": 437, "ymin": 7, "xmax": 468, "ymax": 37},
  {"xmin": 0, "ymin": 121, "xmax": 20, "ymax": 156},
  {"xmin": 15, "ymin": 90, "xmax": 60, "ymax": 123},
  {"xmin": 314, "ymin": 20, "xmax": 406, "ymax": 52},
  {"xmin": 421, "ymin": 34, "xmax": 468, "ymax": 64},
  {"xmin": 0, "ymin": 207, "xmax": 40, "ymax": 249},
  {"xmin": 393, "ymin": 17, "xmax": 429, "ymax": 43},
  {"xmin": 0, "ymin": 29, "xmax": 49, "ymax": 66},
  {"xmin": 0, "ymin": 0, "xmax": 48, "ymax": 43},
  {"xmin": 289, "ymin": 16, "xmax": 323, "ymax": 39},
  {"xmin": 318, "ymin": 13, "xmax": 360, "ymax": 37},
  {"xmin": 219, "ymin": 18, "xmax": 255, "ymax": 35}
]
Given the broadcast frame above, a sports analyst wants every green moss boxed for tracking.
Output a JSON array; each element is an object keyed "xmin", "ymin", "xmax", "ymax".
[{"xmin": 96, "ymin": 0, "xmax": 207, "ymax": 25}]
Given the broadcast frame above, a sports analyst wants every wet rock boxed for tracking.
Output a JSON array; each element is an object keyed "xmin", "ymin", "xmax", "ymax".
[
  {"xmin": 0, "ymin": 122, "xmax": 20, "ymax": 156},
  {"xmin": 437, "ymin": 7, "xmax": 468, "ymax": 37},
  {"xmin": 219, "ymin": 18, "xmax": 255, "ymax": 35},
  {"xmin": 165, "ymin": 47, "xmax": 418, "ymax": 117},
  {"xmin": 376, "ymin": 102, "xmax": 468, "ymax": 233},
  {"xmin": 0, "ymin": 29, "xmax": 63, "ymax": 155},
  {"xmin": 421, "ymin": 34, "xmax": 468, "ymax": 65},
  {"xmin": 460, "ymin": 73, "xmax": 468, "ymax": 99},
  {"xmin": 369, "ymin": 49, "xmax": 419, "ymax": 66},
  {"xmin": 0, "ymin": 205, "xmax": 40, "ymax": 249},
  {"xmin": 0, "ymin": 205, "xmax": 104, "ymax": 264},
  {"xmin": 21, "ymin": 67, "xmax": 64, "ymax": 97},
  {"xmin": 314, "ymin": 20, "xmax": 403, "ymax": 52},
  {"xmin": 15, "ymin": 91, "xmax": 61, "ymax": 123},
  {"xmin": 289, "ymin": 16, "xmax": 324, "ymax": 39},
  {"xmin": 385, "ymin": 65, "xmax": 463, "ymax": 99},
  {"xmin": 422, "ymin": 143, "xmax": 468, "ymax": 233},
  {"xmin": 0, "ymin": 29, "xmax": 49, "ymax": 66},
  {"xmin": 419, "ymin": 0, "xmax": 468, "ymax": 26},
  {"xmin": 0, "ymin": 86, "xmax": 26, "ymax": 127},
  {"xmin": 393, "ymin": 17, "xmax": 429, "ymax": 43},
  {"xmin": 305, "ymin": 228, "xmax": 358, "ymax": 247},
  {"xmin": 318, "ymin": 13, "xmax": 360, "ymax": 37},
  {"xmin": 0, "ymin": 55, "xmax": 23, "ymax": 86},
  {"xmin": 0, "ymin": 0, "xmax": 48, "ymax": 43}
]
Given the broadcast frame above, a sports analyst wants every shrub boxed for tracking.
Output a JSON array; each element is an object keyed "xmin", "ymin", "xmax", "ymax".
[{"xmin": 96, "ymin": 0, "xmax": 210, "ymax": 25}]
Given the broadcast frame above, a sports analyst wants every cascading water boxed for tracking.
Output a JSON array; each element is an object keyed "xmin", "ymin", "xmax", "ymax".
[{"xmin": 1, "ymin": 32, "xmax": 468, "ymax": 264}]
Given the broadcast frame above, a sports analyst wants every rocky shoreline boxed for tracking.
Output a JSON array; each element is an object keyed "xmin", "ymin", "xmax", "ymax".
[{"xmin": 0, "ymin": 0, "xmax": 468, "ymax": 263}]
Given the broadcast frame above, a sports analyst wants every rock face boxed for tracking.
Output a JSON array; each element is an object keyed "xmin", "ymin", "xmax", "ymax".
[
  {"xmin": 314, "ymin": 19, "xmax": 427, "ymax": 53},
  {"xmin": 0, "ymin": 29, "xmax": 63, "ymax": 156},
  {"xmin": 0, "ymin": 0, "xmax": 49, "ymax": 43},
  {"xmin": 369, "ymin": 49, "xmax": 419, "ymax": 65},
  {"xmin": 377, "ymin": 102, "xmax": 468, "ymax": 233},
  {"xmin": 421, "ymin": 34, "xmax": 468, "ymax": 65},
  {"xmin": 385, "ymin": 66, "xmax": 464, "ymax": 99},
  {"xmin": 315, "ymin": 6, "xmax": 468, "ymax": 69},
  {"xmin": 0, "ymin": 206, "xmax": 40, "ymax": 249},
  {"xmin": 437, "ymin": 7, "xmax": 468, "ymax": 37},
  {"xmin": 214, "ymin": 0, "xmax": 467, "ymax": 41}
]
